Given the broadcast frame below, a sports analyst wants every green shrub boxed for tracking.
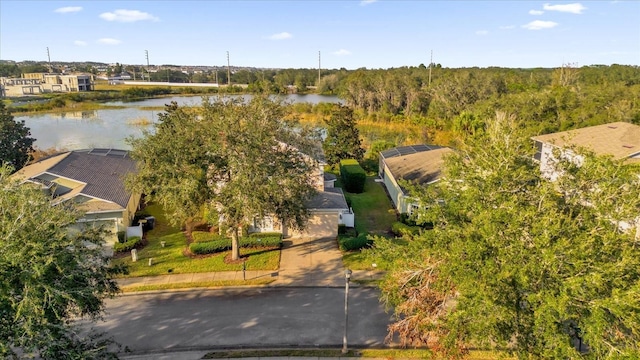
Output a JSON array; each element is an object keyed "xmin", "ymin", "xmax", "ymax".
[
  {"xmin": 340, "ymin": 159, "xmax": 366, "ymax": 193},
  {"xmin": 240, "ymin": 236, "xmax": 283, "ymax": 248},
  {"xmin": 338, "ymin": 224, "xmax": 346, "ymax": 235},
  {"xmin": 191, "ymin": 231, "xmax": 227, "ymax": 243},
  {"xmin": 117, "ymin": 231, "xmax": 126, "ymax": 243},
  {"xmin": 189, "ymin": 235, "xmax": 283, "ymax": 255},
  {"xmin": 248, "ymin": 232, "xmax": 282, "ymax": 239},
  {"xmin": 339, "ymin": 233, "xmax": 372, "ymax": 251},
  {"xmin": 113, "ymin": 236, "xmax": 142, "ymax": 253},
  {"xmin": 189, "ymin": 239, "xmax": 231, "ymax": 255},
  {"xmin": 392, "ymin": 221, "xmax": 421, "ymax": 238}
]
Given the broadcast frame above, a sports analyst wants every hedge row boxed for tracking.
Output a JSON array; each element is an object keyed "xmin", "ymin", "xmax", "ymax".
[
  {"xmin": 189, "ymin": 238, "xmax": 231, "ymax": 254},
  {"xmin": 248, "ymin": 232, "xmax": 282, "ymax": 239},
  {"xmin": 339, "ymin": 233, "xmax": 372, "ymax": 251},
  {"xmin": 113, "ymin": 236, "xmax": 142, "ymax": 253},
  {"xmin": 391, "ymin": 221, "xmax": 422, "ymax": 238},
  {"xmin": 339, "ymin": 159, "xmax": 366, "ymax": 193},
  {"xmin": 189, "ymin": 235, "xmax": 283, "ymax": 255}
]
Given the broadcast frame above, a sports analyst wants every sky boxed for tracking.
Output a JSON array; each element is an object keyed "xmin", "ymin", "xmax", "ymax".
[{"xmin": 1, "ymin": 0, "xmax": 638, "ymax": 69}]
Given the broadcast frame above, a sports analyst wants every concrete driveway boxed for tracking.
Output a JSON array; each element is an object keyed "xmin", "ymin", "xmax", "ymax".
[{"xmin": 275, "ymin": 237, "xmax": 346, "ymax": 287}]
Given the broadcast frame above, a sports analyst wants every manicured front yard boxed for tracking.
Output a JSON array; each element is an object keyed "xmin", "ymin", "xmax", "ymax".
[
  {"xmin": 112, "ymin": 204, "xmax": 280, "ymax": 277},
  {"xmin": 345, "ymin": 177, "xmax": 397, "ymax": 235}
]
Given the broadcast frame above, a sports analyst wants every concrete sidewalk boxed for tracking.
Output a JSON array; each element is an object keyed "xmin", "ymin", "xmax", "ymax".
[{"xmin": 117, "ymin": 237, "xmax": 383, "ymax": 290}]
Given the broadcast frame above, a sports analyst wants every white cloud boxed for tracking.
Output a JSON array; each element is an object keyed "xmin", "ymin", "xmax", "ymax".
[
  {"xmin": 74, "ymin": 40, "xmax": 87, "ymax": 46},
  {"xmin": 54, "ymin": 6, "xmax": 82, "ymax": 13},
  {"xmin": 99, "ymin": 9, "xmax": 159, "ymax": 22},
  {"xmin": 529, "ymin": 9, "xmax": 544, "ymax": 15},
  {"xmin": 499, "ymin": 25, "xmax": 516, "ymax": 30},
  {"xmin": 333, "ymin": 49, "xmax": 351, "ymax": 56},
  {"xmin": 360, "ymin": 0, "xmax": 377, "ymax": 5},
  {"xmin": 97, "ymin": 38, "xmax": 122, "ymax": 45},
  {"xmin": 476, "ymin": 30, "xmax": 489, "ymax": 35},
  {"xmin": 543, "ymin": 3, "xmax": 587, "ymax": 14},
  {"xmin": 267, "ymin": 32, "xmax": 293, "ymax": 40},
  {"xmin": 522, "ymin": 20, "xmax": 559, "ymax": 30}
]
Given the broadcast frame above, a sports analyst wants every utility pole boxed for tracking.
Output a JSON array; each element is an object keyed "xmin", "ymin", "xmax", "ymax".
[
  {"xmin": 318, "ymin": 51, "xmax": 321, "ymax": 85},
  {"xmin": 428, "ymin": 49, "xmax": 433, "ymax": 87},
  {"xmin": 226, "ymin": 51, "xmax": 231, "ymax": 86},
  {"xmin": 145, "ymin": 50, "xmax": 150, "ymax": 82},
  {"xmin": 46, "ymin": 47, "xmax": 51, "ymax": 73}
]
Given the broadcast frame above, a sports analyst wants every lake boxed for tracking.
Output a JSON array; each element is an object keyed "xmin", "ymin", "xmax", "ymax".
[{"xmin": 17, "ymin": 94, "xmax": 340, "ymax": 150}]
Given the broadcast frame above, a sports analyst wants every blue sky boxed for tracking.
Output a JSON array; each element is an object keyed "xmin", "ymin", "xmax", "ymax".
[{"xmin": 1, "ymin": 1, "xmax": 638, "ymax": 69}]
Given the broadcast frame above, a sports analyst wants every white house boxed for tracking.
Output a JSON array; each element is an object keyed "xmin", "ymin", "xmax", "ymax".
[{"xmin": 378, "ymin": 145, "xmax": 454, "ymax": 214}]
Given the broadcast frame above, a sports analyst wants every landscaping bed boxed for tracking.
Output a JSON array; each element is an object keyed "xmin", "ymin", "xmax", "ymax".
[{"xmin": 111, "ymin": 204, "xmax": 281, "ymax": 277}]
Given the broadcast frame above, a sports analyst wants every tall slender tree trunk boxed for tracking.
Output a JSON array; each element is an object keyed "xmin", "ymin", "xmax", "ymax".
[{"xmin": 231, "ymin": 227, "xmax": 240, "ymax": 261}]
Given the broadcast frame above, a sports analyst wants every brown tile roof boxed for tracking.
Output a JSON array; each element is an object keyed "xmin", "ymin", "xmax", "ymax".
[
  {"xmin": 383, "ymin": 146, "xmax": 454, "ymax": 185},
  {"xmin": 531, "ymin": 122, "xmax": 640, "ymax": 159}
]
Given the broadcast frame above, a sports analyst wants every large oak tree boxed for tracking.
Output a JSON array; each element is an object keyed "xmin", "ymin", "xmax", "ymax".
[
  {"xmin": 127, "ymin": 97, "xmax": 319, "ymax": 260},
  {"xmin": 378, "ymin": 113, "xmax": 640, "ymax": 358},
  {"xmin": 0, "ymin": 165, "xmax": 123, "ymax": 359}
]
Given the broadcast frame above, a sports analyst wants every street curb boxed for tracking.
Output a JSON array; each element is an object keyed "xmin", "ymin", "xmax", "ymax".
[
  {"xmin": 117, "ymin": 283, "xmax": 380, "ymax": 296},
  {"xmin": 118, "ymin": 344, "xmax": 395, "ymax": 358}
]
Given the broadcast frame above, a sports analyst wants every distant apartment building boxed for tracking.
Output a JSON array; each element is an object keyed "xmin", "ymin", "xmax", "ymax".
[{"xmin": 0, "ymin": 72, "xmax": 93, "ymax": 97}]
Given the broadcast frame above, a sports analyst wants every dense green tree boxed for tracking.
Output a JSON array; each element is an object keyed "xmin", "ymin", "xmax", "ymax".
[
  {"xmin": 127, "ymin": 97, "xmax": 319, "ymax": 260},
  {"xmin": 322, "ymin": 104, "xmax": 365, "ymax": 167},
  {"xmin": 0, "ymin": 165, "xmax": 124, "ymax": 359},
  {"xmin": 0, "ymin": 101, "xmax": 34, "ymax": 172},
  {"xmin": 20, "ymin": 63, "xmax": 49, "ymax": 74},
  {"xmin": 378, "ymin": 113, "xmax": 640, "ymax": 358},
  {"xmin": 0, "ymin": 63, "xmax": 21, "ymax": 77}
]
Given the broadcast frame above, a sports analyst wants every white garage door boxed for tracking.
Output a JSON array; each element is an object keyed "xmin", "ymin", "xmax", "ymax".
[{"xmin": 291, "ymin": 213, "xmax": 339, "ymax": 238}]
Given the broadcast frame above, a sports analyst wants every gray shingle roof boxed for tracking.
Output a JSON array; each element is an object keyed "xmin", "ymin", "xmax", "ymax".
[
  {"xmin": 380, "ymin": 144, "xmax": 446, "ymax": 159},
  {"xmin": 307, "ymin": 188, "xmax": 349, "ymax": 210},
  {"xmin": 381, "ymin": 145, "xmax": 454, "ymax": 188},
  {"xmin": 46, "ymin": 149, "xmax": 137, "ymax": 208}
]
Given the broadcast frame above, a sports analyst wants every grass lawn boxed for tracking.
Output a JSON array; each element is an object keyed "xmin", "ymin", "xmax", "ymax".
[
  {"xmin": 325, "ymin": 170, "xmax": 400, "ymax": 271},
  {"xmin": 344, "ymin": 177, "xmax": 396, "ymax": 235},
  {"xmin": 120, "ymin": 278, "xmax": 275, "ymax": 293},
  {"xmin": 112, "ymin": 204, "xmax": 280, "ymax": 277}
]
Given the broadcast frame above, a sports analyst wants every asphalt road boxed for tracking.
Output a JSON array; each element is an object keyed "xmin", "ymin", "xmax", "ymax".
[{"xmin": 92, "ymin": 287, "xmax": 392, "ymax": 353}]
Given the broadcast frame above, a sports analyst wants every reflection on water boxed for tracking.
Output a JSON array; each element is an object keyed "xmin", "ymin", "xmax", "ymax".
[
  {"xmin": 17, "ymin": 94, "xmax": 340, "ymax": 151},
  {"xmin": 51, "ymin": 110, "xmax": 99, "ymax": 121}
]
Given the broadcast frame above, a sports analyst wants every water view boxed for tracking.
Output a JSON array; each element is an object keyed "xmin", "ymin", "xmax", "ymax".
[{"xmin": 18, "ymin": 94, "xmax": 341, "ymax": 150}]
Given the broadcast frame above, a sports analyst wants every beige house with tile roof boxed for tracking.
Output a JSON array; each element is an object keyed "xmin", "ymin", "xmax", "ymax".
[
  {"xmin": 12, "ymin": 149, "xmax": 140, "ymax": 245},
  {"xmin": 532, "ymin": 122, "xmax": 640, "ymax": 239},
  {"xmin": 532, "ymin": 122, "xmax": 640, "ymax": 180}
]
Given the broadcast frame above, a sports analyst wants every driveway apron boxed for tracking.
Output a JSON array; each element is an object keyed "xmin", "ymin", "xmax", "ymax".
[{"xmin": 275, "ymin": 237, "xmax": 345, "ymax": 287}]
